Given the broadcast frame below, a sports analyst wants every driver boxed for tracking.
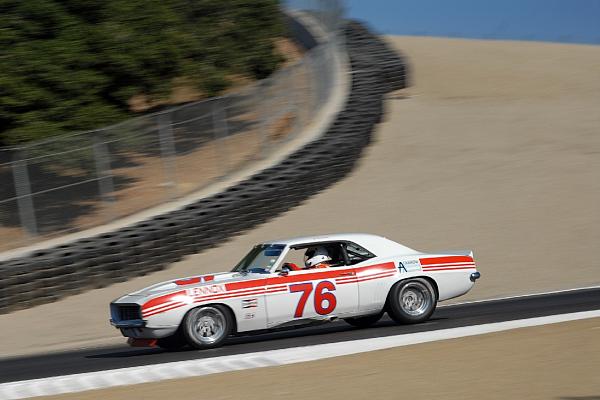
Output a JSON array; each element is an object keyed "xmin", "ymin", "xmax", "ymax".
[{"xmin": 304, "ymin": 246, "xmax": 334, "ymax": 269}]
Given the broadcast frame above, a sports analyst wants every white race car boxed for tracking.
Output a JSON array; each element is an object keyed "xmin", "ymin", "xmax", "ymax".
[{"xmin": 110, "ymin": 233, "xmax": 480, "ymax": 350}]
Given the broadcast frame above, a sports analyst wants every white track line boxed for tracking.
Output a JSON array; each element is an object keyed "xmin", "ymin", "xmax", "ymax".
[
  {"xmin": 439, "ymin": 284, "xmax": 600, "ymax": 308},
  {"xmin": 1, "ymin": 309, "xmax": 599, "ymax": 400}
]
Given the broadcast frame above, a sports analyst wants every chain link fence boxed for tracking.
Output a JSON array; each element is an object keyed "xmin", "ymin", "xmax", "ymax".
[{"xmin": 0, "ymin": 2, "xmax": 344, "ymax": 252}]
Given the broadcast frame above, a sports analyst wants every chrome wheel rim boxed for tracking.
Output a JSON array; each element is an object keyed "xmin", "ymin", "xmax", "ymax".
[
  {"xmin": 190, "ymin": 307, "xmax": 226, "ymax": 344},
  {"xmin": 399, "ymin": 281, "xmax": 432, "ymax": 317}
]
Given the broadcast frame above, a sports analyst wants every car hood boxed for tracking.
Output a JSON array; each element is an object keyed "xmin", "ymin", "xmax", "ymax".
[{"xmin": 117, "ymin": 271, "xmax": 266, "ymax": 303}]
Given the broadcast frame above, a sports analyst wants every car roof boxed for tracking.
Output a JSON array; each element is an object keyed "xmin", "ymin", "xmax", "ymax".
[{"xmin": 264, "ymin": 233, "xmax": 420, "ymax": 257}]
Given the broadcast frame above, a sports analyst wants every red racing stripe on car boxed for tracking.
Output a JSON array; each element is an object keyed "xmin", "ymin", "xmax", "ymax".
[
  {"xmin": 193, "ymin": 288, "xmax": 265, "ymax": 302},
  {"xmin": 174, "ymin": 277, "xmax": 201, "ymax": 285},
  {"xmin": 143, "ymin": 299, "xmax": 182, "ymax": 314},
  {"xmin": 336, "ymin": 270, "xmax": 396, "ymax": 285},
  {"xmin": 355, "ymin": 262, "xmax": 396, "ymax": 274},
  {"xmin": 265, "ymin": 285, "xmax": 288, "ymax": 293},
  {"xmin": 420, "ymin": 256, "xmax": 473, "ymax": 265},
  {"xmin": 356, "ymin": 271, "xmax": 396, "ymax": 283},
  {"xmin": 422, "ymin": 263, "xmax": 475, "ymax": 269},
  {"xmin": 335, "ymin": 277, "xmax": 358, "ymax": 284},
  {"xmin": 263, "ymin": 270, "xmax": 351, "ymax": 285},
  {"xmin": 144, "ymin": 302, "xmax": 187, "ymax": 318},
  {"xmin": 143, "ymin": 298, "xmax": 189, "ymax": 317},
  {"xmin": 225, "ymin": 279, "xmax": 268, "ymax": 292},
  {"xmin": 142, "ymin": 290, "xmax": 186, "ymax": 312},
  {"xmin": 193, "ymin": 288, "xmax": 267, "ymax": 303}
]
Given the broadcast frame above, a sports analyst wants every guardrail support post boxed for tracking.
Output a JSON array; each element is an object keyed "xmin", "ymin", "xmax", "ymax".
[
  {"xmin": 212, "ymin": 99, "xmax": 230, "ymax": 175},
  {"xmin": 93, "ymin": 133, "xmax": 116, "ymax": 220},
  {"xmin": 259, "ymin": 82, "xmax": 274, "ymax": 157},
  {"xmin": 158, "ymin": 113, "xmax": 178, "ymax": 199},
  {"xmin": 11, "ymin": 152, "xmax": 38, "ymax": 237}
]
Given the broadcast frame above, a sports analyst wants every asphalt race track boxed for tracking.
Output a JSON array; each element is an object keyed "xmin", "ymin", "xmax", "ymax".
[{"xmin": 1, "ymin": 287, "xmax": 598, "ymax": 384}]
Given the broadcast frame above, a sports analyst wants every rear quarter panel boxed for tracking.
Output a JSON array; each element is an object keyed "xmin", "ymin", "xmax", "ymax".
[
  {"xmin": 368, "ymin": 253, "xmax": 477, "ymax": 303},
  {"xmin": 416, "ymin": 254, "xmax": 477, "ymax": 301}
]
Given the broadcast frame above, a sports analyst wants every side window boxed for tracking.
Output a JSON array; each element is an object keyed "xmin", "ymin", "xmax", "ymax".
[
  {"xmin": 344, "ymin": 242, "xmax": 376, "ymax": 265},
  {"xmin": 277, "ymin": 248, "xmax": 306, "ymax": 271},
  {"xmin": 322, "ymin": 243, "xmax": 345, "ymax": 267},
  {"xmin": 280, "ymin": 243, "xmax": 347, "ymax": 270}
]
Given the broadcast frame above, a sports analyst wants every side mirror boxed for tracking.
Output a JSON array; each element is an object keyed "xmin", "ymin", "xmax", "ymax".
[{"xmin": 279, "ymin": 270, "xmax": 289, "ymax": 276}]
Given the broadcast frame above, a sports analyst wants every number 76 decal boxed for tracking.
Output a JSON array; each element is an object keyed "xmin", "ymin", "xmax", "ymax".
[{"xmin": 289, "ymin": 281, "xmax": 337, "ymax": 318}]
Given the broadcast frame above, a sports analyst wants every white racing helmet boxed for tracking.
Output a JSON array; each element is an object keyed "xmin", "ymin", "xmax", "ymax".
[{"xmin": 304, "ymin": 246, "xmax": 332, "ymax": 268}]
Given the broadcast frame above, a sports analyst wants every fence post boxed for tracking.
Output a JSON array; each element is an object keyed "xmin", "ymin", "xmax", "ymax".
[
  {"xmin": 211, "ymin": 99, "xmax": 230, "ymax": 175},
  {"xmin": 297, "ymin": 58, "xmax": 308, "ymax": 129},
  {"xmin": 289, "ymin": 62, "xmax": 300, "ymax": 138},
  {"xmin": 158, "ymin": 113, "xmax": 178, "ymax": 199},
  {"xmin": 307, "ymin": 50, "xmax": 316, "ymax": 119},
  {"xmin": 11, "ymin": 151, "xmax": 38, "ymax": 237},
  {"xmin": 93, "ymin": 133, "xmax": 115, "ymax": 221},
  {"xmin": 259, "ymin": 83, "xmax": 272, "ymax": 157}
]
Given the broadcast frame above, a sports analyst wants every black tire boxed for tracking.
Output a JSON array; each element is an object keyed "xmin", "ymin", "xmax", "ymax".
[
  {"xmin": 182, "ymin": 304, "xmax": 233, "ymax": 349},
  {"xmin": 344, "ymin": 311, "xmax": 383, "ymax": 328},
  {"xmin": 387, "ymin": 279, "xmax": 437, "ymax": 324},
  {"xmin": 156, "ymin": 331, "xmax": 187, "ymax": 351}
]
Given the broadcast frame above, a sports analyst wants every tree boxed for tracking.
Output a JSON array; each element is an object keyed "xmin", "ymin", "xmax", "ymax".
[{"xmin": 0, "ymin": 0, "xmax": 283, "ymax": 145}]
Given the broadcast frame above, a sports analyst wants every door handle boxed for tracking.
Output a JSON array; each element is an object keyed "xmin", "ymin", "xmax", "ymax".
[{"xmin": 339, "ymin": 271, "xmax": 355, "ymax": 276}]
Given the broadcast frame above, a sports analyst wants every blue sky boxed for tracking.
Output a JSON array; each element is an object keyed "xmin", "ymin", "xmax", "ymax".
[{"xmin": 345, "ymin": 0, "xmax": 600, "ymax": 45}]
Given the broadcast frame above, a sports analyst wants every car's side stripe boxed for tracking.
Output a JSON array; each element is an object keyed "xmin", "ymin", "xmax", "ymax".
[
  {"xmin": 355, "ymin": 262, "xmax": 396, "ymax": 274},
  {"xmin": 143, "ymin": 302, "xmax": 188, "ymax": 318},
  {"xmin": 193, "ymin": 289, "xmax": 267, "ymax": 303},
  {"xmin": 355, "ymin": 271, "xmax": 396, "ymax": 283},
  {"xmin": 142, "ymin": 291, "xmax": 186, "ymax": 312},
  {"xmin": 335, "ymin": 270, "xmax": 396, "ymax": 284},
  {"xmin": 143, "ymin": 300, "xmax": 182, "ymax": 314},
  {"xmin": 422, "ymin": 262, "xmax": 475, "ymax": 268},
  {"xmin": 419, "ymin": 256, "xmax": 474, "ymax": 265}
]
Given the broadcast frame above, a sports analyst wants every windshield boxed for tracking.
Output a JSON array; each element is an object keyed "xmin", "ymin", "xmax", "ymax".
[{"xmin": 232, "ymin": 244, "xmax": 285, "ymax": 273}]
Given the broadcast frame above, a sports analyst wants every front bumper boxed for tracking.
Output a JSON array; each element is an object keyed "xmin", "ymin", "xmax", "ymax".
[
  {"xmin": 110, "ymin": 319, "xmax": 146, "ymax": 328},
  {"xmin": 110, "ymin": 301, "xmax": 180, "ymax": 339},
  {"xmin": 118, "ymin": 326, "xmax": 178, "ymax": 339},
  {"xmin": 109, "ymin": 318, "xmax": 178, "ymax": 339}
]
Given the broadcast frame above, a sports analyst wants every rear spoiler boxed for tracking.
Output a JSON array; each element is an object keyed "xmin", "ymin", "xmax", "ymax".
[{"xmin": 438, "ymin": 250, "xmax": 474, "ymax": 258}]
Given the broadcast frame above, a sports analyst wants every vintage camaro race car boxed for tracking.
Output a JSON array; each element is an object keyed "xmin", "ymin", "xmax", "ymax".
[{"xmin": 110, "ymin": 233, "xmax": 480, "ymax": 350}]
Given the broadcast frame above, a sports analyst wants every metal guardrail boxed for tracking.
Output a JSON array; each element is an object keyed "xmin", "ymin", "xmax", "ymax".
[{"xmin": 0, "ymin": 2, "xmax": 343, "ymax": 252}]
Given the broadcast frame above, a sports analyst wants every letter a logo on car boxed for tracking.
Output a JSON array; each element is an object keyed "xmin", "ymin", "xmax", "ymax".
[{"xmin": 398, "ymin": 262, "xmax": 407, "ymax": 273}]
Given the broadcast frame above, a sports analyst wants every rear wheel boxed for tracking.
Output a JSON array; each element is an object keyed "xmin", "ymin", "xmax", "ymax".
[
  {"xmin": 182, "ymin": 305, "xmax": 233, "ymax": 349},
  {"xmin": 387, "ymin": 279, "xmax": 436, "ymax": 324},
  {"xmin": 344, "ymin": 312, "xmax": 383, "ymax": 328}
]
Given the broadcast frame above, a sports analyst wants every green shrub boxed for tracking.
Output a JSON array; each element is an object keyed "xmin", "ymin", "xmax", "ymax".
[{"xmin": 0, "ymin": 0, "xmax": 284, "ymax": 145}]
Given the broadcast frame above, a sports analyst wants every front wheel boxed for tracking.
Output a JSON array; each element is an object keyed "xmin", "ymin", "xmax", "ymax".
[
  {"xmin": 182, "ymin": 305, "xmax": 233, "ymax": 349},
  {"xmin": 387, "ymin": 279, "xmax": 437, "ymax": 324}
]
